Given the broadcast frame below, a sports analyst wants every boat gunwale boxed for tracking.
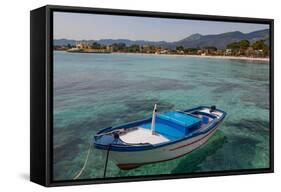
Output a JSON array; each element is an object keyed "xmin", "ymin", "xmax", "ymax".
[{"xmin": 94, "ymin": 106, "xmax": 226, "ymax": 152}]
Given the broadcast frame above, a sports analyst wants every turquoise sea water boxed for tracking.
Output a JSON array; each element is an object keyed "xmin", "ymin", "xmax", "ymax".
[{"xmin": 53, "ymin": 51, "xmax": 270, "ymax": 180}]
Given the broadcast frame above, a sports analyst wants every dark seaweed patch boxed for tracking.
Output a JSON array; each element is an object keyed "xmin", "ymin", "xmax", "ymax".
[
  {"xmin": 187, "ymin": 135, "xmax": 262, "ymax": 172},
  {"xmin": 212, "ymin": 83, "xmax": 241, "ymax": 93},
  {"xmin": 199, "ymin": 81, "xmax": 219, "ymax": 87},
  {"xmin": 90, "ymin": 98, "xmax": 175, "ymax": 128},
  {"xmin": 53, "ymin": 137, "xmax": 84, "ymax": 162},
  {"xmin": 212, "ymin": 135, "xmax": 261, "ymax": 169},
  {"xmin": 233, "ymin": 71, "xmax": 269, "ymax": 82},
  {"xmin": 54, "ymin": 81, "xmax": 83, "ymax": 93},
  {"xmin": 240, "ymin": 88, "xmax": 269, "ymax": 110},
  {"xmin": 198, "ymin": 79, "xmax": 243, "ymax": 94},
  {"xmin": 125, "ymin": 98, "xmax": 174, "ymax": 113},
  {"xmin": 55, "ymin": 77, "xmax": 193, "ymax": 99},
  {"xmin": 141, "ymin": 78, "xmax": 193, "ymax": 91},
  {"xmin": 53, "ymin": 119, "xmax": 105, "ymax": 165},
  {"xmin": 224, "ymin": 118, "xmax": 269, "ymax": 133}
]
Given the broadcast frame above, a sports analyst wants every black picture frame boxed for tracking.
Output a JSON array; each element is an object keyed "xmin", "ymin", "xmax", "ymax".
[{"xmin": 30, "ymin": 4, "xmax": 274, "ymax": 187}]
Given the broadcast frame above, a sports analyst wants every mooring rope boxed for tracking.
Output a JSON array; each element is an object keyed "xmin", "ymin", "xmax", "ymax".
[
  {"xmin": 73, "ymin": 143, "xmax": 92, "ymax": 180},
  {"xmin": 103, "ymin": 144, "xmax": 111, "ymax": 178}
]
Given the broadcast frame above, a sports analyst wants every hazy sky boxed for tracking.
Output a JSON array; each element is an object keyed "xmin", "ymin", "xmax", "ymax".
[{"xmin": 54, "ymin": 12, "xmax": 269, "ymax": 42}]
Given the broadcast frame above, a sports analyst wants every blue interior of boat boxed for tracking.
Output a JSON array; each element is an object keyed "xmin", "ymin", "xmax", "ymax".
[{"xmin": 141, "ymin": 112, "xmax": 202, "ymax": 140}]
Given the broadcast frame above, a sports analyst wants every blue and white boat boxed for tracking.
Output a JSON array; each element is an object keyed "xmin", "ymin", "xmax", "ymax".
[{"xmin": 94, "ymin": 105, "xmax": 226, "ymax": 170}]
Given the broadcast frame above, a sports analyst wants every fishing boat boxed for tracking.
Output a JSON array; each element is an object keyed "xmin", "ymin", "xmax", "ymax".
[{"xmin": 94, "ymin": 105, "xmax": 226, "ymax": 170}]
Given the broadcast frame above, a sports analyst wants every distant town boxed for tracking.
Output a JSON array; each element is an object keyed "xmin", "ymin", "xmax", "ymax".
[{"xmin": 54, "ymin": 39, "xmax": 269, "ymax": 58}]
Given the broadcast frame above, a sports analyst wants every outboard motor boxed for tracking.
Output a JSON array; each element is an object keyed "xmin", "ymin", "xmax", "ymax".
[{"xmin": 210, "ymin": 105, "xmax": 216, "ymax": 113}]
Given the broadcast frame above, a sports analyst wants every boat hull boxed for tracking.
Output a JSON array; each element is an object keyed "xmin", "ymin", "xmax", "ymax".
[
  {"xmin": 109, "ymin": 125, "xmax": 220, "ymax": 169},
  {"xmin": 94, "ymin": 106, "xmax": 226, "ymax": 170}
]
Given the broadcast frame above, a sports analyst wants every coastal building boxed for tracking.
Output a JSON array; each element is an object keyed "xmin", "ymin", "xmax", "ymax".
[
  {"xmin": 225, "ymin": 49, "xmax": 232, "ymax": 56},
  {"xmin": 141, "ymin": 45, "xmax": 151, "ymax": 53},
  {"xmin": 160, "ymin": 49, "xmax": 168, "ymax": 54},
  {"xmin": 176, "ymin": 50, "xmax": 184, "ymax": 54},
  {"xmin": 76, "ymin": 42, "xmax": 91, "ymax": 49},
  {"xmin": 106, "ymin": 45, "xmax": 114, "ymax": 52}
]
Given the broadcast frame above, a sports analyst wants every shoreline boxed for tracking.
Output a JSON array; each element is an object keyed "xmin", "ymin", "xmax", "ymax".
[
  {"xmin": 55, "ymin": 50, "xmax": 269, "ymax": 62},
  {"xmin": 186, "ymin": 54, "xmax": 269, "ymax": 61},
  {"xmin": 113, "ymin": 52, "xmax": 270, "ymax": 62}
]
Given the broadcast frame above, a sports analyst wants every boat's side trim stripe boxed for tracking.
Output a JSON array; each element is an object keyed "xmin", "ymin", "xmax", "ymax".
[
  {"xmin": 169, "ymin": 127, "xmax": 217, "ymax": 151},
  {"xmin": 117, "ymin": 127, "xmax": 219, "ymax": 169},
  {"xmin": 117, "ymin": 142, "xmax": 202, "ymax": 169}
]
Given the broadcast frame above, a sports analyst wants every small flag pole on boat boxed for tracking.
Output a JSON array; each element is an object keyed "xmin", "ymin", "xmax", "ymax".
[{"xmin": 151, "ymin": 104, "xmax": 157, "ymax": 135}]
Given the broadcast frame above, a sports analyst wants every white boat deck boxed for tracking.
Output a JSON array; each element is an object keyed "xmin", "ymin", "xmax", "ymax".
[{"xmin": 119, "ymin": 127, "xmax": 169, "ymax": 145}]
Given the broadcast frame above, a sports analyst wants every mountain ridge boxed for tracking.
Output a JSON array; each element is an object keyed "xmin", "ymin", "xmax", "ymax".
[{"xmin": 54, "ymin": 29, "xmax": 269, "ymax": 49}]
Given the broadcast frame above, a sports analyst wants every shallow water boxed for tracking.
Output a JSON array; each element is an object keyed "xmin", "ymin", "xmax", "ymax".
[{"xmin": 53, "ymin": 51, "xmax": 270, "ymax": 180}]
